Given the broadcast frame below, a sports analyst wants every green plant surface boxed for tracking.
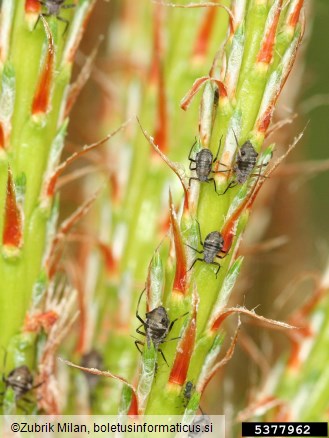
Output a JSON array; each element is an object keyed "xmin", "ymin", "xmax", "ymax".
[
  {"xmin": 0, "ymin": 0, "xmax": 95, "ymax": 413},
  {"xmin": 76, "ymin": 0, "xmax": 234, "ymax": 414},
  {"xmin": 68, "ymin": 0, "xmax": 305, "ymax": 418}
]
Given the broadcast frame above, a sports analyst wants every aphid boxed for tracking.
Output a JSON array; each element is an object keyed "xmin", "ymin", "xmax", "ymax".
[
  {"xmin": 1, "ymin": 365, "xmax": 40, "ymax": 402},
  {"xmin": 183, "ymin": 381, "xmax": 195, "ymax": 406},
  {"xmin": 135, "ymin": 289, "xmax": 188, "ymax": 366},
  {"xmin": 81, "ymin": 350, "xmax": 103, "ymax": 390},
  {"xmin": 234, "ymin": 141, "xmax": 259, "ymax": 183},
  {"xmin": 184, "ymin": 381, "xmax": 194, "ymax": 400},
  {"xmin": 221, "ymin": 133, "xmax": 260, "ymax": 195},
  {"xmin": 186, "ymin": 221, "xmax": 226, "ymax": 278},
  {"xmin": 37, "ymin": 0, "xmax": 76, "ymax": 34},
  {"xmin": 188, "ymin": 138, "xmax": 226, "ymax": 194}
]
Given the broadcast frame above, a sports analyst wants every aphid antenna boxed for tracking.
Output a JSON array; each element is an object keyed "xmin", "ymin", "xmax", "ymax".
[
  {"xmin": 195, "ymin": 218, "xmax": 203, "ymax": 245},
  {"xmin": 188, "ymin": 137, "xmax": 199, "ymax": 162},
  {"xmin": 185, "ymin": 218, "xmax": 204, "ymax": 252},
  {"xmin": 136, "ymin": 288, "xmax": 146, "ymax": 319},
  {"xmin": 213, "ymin": 135, "xmax": 224, "ymax": 163},
  {"xmin": 185, "ymin": 221, "xmax": 204, "ymax": 271},
  {"xmin": 232, "ymin": 129, "xmax": 239, "ymax": 149},
  {"xmin": 220, "ymin": 180, "xmax": 238, "ymax": 196},
  {"xmin": 1, "ymin": 346, "xmax": 7, "ymax": 369},
  {"xmin": 156, "ymin": 349, "xmax": 169, "ymax": 367},
  {"xmin": 167, "ymin": 311, "xmax": 189, "ymax": 334}
]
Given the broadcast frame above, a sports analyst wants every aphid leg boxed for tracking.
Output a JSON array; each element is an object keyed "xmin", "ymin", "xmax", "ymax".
[
  {"xmin": 135, "ymin": 340, "xmax": 145, "ymax": 355},
  {"xmin": 136, "ymin": 289, "xmax": 146, "ymax": 326},
  {"xmin": 136, "ymin": 324, "xmax": 146, "ymax": 336},
  {"xmin": 220, "ymin": 180, "xmax": 238, "ymax": 195},
  {"xmin": 232, "ymin": 129, "xmax": 239, "ymax": 148},
  {"xmin": 251, "ymin": 161, "xmax": 268, "ymax": 179},
  {"xmin": 213, "ymin": 135, "xmax": 223, "ymax": 162},
  {"xmin": 168, "ymin": 312, "xmax": 189, "ymax": 333},
  {"xmin": 188, "ymin": 138, "xmax": 198, "ymax": 161},
  {"xmin": 207, "ymin": 177, "xmax": 219, "ymax": 195},
  {"xmin": 56, "ymin": 16, "xmax": 70, "ymax": 35},
  {"xmin": 212, "ymin": 262, "xmax": 221, "ymax": 278},
  {"xmin": 188, "ymin": 177, "xmax": 201, "ymax": 188},
  {"xmin": 35, "ymin": 12, "xmax": 52, "ymax": 31},
  {"xmin": 189, "ymin": 162, "xmax": 197, "ymax": 170},
  {"xmin": 185, "ymin": 244, "xmax": 203, "ymax": 254},
  {"xmin": 195, "ymin": 219, "xmax": 204, "ymax": 246},
  {"xmin": 33, "ymin": 14, "xmax": 43, "ymax": 30},
  {"xmin": 187, "ymin": 258, "xmax": 204, "ymax": 273},
  {"xmin": 158, "ymin": 348, "xmax": 169, "ymax": 367},
  {"xmin": 164, "ymin": 336, "xmax": 181, "ymax": 343}
]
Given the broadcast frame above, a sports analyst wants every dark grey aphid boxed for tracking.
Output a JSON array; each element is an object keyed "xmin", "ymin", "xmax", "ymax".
[
  {"xmin": 37, "ymin": 0, "xmax": 76, "ymax": 34},
  {"xmin": 234, "ymin": 141, "xmax": 258, "ymax": 184},
  {"xmin": 188, "ymin": 412, "xmax": 211, "ymax": 438},
  {"xmin": 188, "ymin": 138, "xmax": 226, "ymax": 194},
  {"xmin": 1, "ymin": 365, "xmax": 39, "ymax": 402},
  {"xmin": 183, "ymin": 381, "xmax": 194, "ymax": 406},
  {"xmin": 221, "ymin": 135, "xmax": 260, "ymax": 195},
  {"xmin": 186, "ymin": 221, "xmax": 226, "ymax": 278},
  {"xmin": 81, "ymin": 350, "xmax": 103, "ymax": 390},
  {"xmin": 135, "ymin": 289, "xmax": 188, "ymax": 366}
]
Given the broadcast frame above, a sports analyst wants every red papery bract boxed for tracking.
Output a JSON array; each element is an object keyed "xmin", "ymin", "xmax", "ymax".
[
  {"xmin": 3, "ymin": 168, "xmax": 22, "ymax": 248},
  {"xmin": 25, "ymin": 0, "xmax": 41, "ymax": 13},
  {"xmin": 181, "ymin": 76, "xmax": 227, "ymax": 111},
  {"xmin": 257, "ymin": 0, "xmax": 283, "ymax": 64},
  {"xmin": 0, "ymin": 123, "xmax": 5, "ymax": 148},
  {"xmin": 150, "ymin": 5, "xmax": 167, "ymax": 153},
  {"xmin": 98, "ymin": 241, "xmax": 117, "ymax": 275},
  {"xmin": 169, "ymin": 192, "xmax": 188, "ymax": 294},
  {"xmin": 169, "ymin": 294, "xmax": 198, "ymax": 385},
  {"xmin": 210, "ymin": 310, "xmax": 232, "ymax": 332},
  {"xmin": 193, "ymin": 6, "xmax": 217, "ymax": 59},
  {"xmin": 32, "ymin": 17, "xmax": 54, "ymax": 115},
  {"xmin": 128, "ymin": 392, "xmax": 139, "ymax": 417},
  {"xmin": 288, "ymin": 0, "xmax": 304, "ymax": 28}
]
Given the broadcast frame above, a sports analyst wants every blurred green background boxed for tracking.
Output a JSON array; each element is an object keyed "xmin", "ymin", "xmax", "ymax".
[{"xmin": 303, "ymin": 0, "xmax": 329, "ymax": 240}]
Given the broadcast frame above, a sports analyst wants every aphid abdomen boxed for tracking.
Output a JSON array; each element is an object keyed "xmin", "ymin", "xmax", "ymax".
[
  {"xmin": 203, "ymin": 231, "xmax": 224, "ymax": 263},
  {"xmin": 234, "ymin": 161, "xmax": 254, "ymax": 184},
  {"xmin": 195, "ymin": 149, "xmax": 213, "ymax": 181},
  {"xmin": 147, "ymin": 325, "xmax": 168, "ymax": 346},
  {"xmin": 183, "ymin": 381, "xmax": 194, "ymax": 400},
  {"xmin": 234, "ymin": 141, "xmax": 258, "ymax": 184},
  {"xmin": 203, "ymin": 243, "xmax": 218, "ymax": 263},
  {"xmin": 44, "ymin": 0, "xmax": 65, "ymax": 15},
  {"xmin": 145, "ymin": 306, "xmax": 170, "ymax": 348}
]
